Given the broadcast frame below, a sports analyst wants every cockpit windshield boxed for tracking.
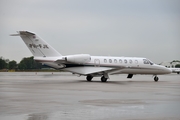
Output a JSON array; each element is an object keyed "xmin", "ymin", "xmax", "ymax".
[
  {"xmin": 143, "ymin": 59, "xmax": 154, "ymax": 65},
  {"xmin": 148, "ymin": 59, "xmax": 154, "ymax": 65}
]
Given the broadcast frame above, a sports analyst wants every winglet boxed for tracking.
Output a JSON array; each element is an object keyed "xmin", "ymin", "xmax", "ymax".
[{"xmin": 10, "ymin": 34, "xmax": 20, "ymax": 36}]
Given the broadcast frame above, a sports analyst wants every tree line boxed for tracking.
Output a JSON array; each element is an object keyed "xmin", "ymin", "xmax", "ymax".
[
  {"xmin": 1, "ymin": 56, "xmax": 180, "ymax": 70},
  {"xmin": 0, "ymin": 56, "xmax": 43, "ymax": 70}
]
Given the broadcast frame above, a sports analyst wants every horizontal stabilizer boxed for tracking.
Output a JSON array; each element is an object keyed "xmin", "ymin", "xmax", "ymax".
[
  {"xmin": 19, "ymin": 31, "xmax": 35, "ymax": 36},
  {"xmin": 10, "ymin": 31, "xmax": 35, "ymax": 36},
  {"xmin": 10, "ymin": 34, "xmax": 20, "ymax": 36}
]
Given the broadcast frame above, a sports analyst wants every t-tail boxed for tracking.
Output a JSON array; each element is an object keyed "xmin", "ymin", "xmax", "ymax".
[{"xmin": 11, "ymin": 31, "xmax": 62, "ymax": 58}]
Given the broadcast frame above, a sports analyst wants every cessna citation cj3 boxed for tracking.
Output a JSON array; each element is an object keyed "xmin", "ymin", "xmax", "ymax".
[{"xmin": 11, "ymin": 31, "xmax": 172, "ymax": 82}]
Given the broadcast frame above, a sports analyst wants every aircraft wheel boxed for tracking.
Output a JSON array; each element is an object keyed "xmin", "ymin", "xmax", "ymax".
[
  {"xmin": 86, "ymin": 75, "xmax": 93, "ymax": 81},
  {"xmin": 177, "ymin": 72, "xmax": 179, "ymax": 74},
  {"xmin": 154, "ymin": 76, "xmax": 159, "ymax": 82},
  {"xmin": 101, "ymin": 76, "xmax": 107, "ymax": 82}
]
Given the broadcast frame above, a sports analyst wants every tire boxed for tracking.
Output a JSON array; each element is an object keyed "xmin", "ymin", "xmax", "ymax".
[
  {"xmin": 101, "ymin": 76, "xmax": 107, "ymax": 82},
  {"xmin": 154, "ymin": 76, "xmax": 159, "ymax": 82},
  {"xmin": 86, "ymin": 75, "xmax": 93, "ymax": 81}
]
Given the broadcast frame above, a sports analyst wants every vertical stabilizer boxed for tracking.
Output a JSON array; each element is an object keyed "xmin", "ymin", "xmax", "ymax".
[{"xmin": 12, "ymin": 31, "xmax": 62, "ymax": 57}]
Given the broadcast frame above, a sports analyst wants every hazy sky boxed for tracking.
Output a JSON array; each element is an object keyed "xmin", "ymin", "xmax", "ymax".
[{"xmin": 0, "ymin": 0, "xmax": 180, "ymax": 63}]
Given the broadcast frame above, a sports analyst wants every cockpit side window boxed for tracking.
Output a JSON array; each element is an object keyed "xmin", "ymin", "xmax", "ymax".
[{"xmin": 143, "ymin": 59, "xmax": 149, "ymax": 64}]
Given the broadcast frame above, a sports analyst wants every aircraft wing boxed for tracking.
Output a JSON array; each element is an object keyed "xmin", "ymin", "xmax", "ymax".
[{"xmin": 62, "ymin": 66, "xmax": 118, "ymax": 75}]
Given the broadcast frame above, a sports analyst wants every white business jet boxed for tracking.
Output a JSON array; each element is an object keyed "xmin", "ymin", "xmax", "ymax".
[
  {"xmin": 168, "ymin": 68, "xmax": 180, "ymax": 74},
  {"xmin": 11, "ymin": 31, "xmax": 171, "ymax": 82}
]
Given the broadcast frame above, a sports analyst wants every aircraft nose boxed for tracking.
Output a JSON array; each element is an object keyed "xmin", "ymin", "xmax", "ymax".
[{"xmin": 164, "ymin": 68, "xmax": 172, "ymax": 74}]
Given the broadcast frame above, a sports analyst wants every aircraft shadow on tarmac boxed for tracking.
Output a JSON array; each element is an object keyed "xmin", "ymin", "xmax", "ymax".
[{"xmin": 55, "ymin": 80, "xmax": 166, "ymax": 85}]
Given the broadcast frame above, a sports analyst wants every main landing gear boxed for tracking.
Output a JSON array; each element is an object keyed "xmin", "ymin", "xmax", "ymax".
[
  {"xmin": 101, "ymin": 76, "xmax": 107, "ymax": 82},
  {"xmin": 86, "ymin": 75, "xmax": 93, "ymax": 82},
  {"xmin": 86, "ymin": 75, "xmax": 108, "ymax": 82},
  {"xmin": 154, "ymin": 76, "xmax": 159, "ymax": 82}
]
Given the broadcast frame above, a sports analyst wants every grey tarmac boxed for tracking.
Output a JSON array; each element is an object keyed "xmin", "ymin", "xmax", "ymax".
[{"xmin": 0, "ymin": 72, "xmax": 180, "ymax": 120}]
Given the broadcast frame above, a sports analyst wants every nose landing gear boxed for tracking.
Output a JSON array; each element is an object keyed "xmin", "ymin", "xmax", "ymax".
[{"xmin": 154, "ymin": 76, "xmax": 159, "ymax": 82}]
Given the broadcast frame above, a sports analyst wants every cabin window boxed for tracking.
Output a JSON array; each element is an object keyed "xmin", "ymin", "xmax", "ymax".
[
  {"xmin": 143, "ymin": 59, "xmax": 149, "ymax": 64},
  {"xmin": 104, "ymin": 59, "xmax": 107, "ymax": 63},
  {"xmin": 114, "ymin": 59, "xmax": 117, "ymax": 63},
  {"xmin": 124, "ymin": 59, "xmax": 127, "ymax": 63},
  {"xmin": 109, "ymin": 59, "xmax": 112, "ymax": 63},
  {"xmin": 135, "ymin": 60, "xmax": 138, "ymax": 64},
  {"xmin": 129, "ymin": 59, "xmax": 132, "ymax": 64},
  {"xmin": 119, "ymin": 59, "xmax": 122, "ymax": 63}
]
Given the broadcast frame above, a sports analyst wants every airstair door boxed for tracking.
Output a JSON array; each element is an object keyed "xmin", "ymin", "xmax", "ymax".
[{"xmin": 94, "ymin": 59, "xmax": 100, "ymax": 67}]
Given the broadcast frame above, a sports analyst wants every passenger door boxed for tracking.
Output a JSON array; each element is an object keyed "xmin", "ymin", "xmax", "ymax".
[{"xmin": 94, "ymin": 59, "xmax": 100, "ymax": 67}]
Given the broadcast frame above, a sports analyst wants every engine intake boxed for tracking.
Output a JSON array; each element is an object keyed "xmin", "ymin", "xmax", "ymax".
[{"xmin": 64, "ymin": 54, "xmax": 91, "ymax": 64}]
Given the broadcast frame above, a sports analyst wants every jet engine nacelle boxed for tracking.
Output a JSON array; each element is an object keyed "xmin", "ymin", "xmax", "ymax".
[{"xmin": 64, "ymin": 54, "xmax": 91, "ymax": 64}]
